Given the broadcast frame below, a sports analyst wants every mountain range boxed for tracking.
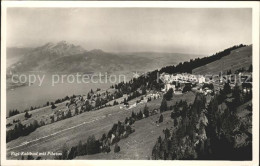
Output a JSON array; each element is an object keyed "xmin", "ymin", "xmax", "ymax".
[{"xmin": 7, "ymin": 41, "xmax": 204, "ymax": 74}]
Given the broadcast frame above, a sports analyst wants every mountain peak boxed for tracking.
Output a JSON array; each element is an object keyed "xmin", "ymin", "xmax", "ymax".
[
  {"xmin": 36, "ymin": 41, "xmax": 86, "ymax": 54},
  {"xmin": 57, "ymin": 40, "xmax": 68, "ymax": 44},
  {"xmin": 54, "ymin": 40, "xmax": 73, "ymax": 48},
  {"xmin": 56, "ymin": 40, "xmax": 70, "ymax": 47}
]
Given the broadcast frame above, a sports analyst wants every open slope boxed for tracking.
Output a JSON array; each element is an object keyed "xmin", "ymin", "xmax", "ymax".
[
  {"xmin": 192, "ymin": 45, "xmax": 252, "ymax": 75},
  {"xmin": 76, "ymin": 111, "xmax": 174, "ymax": 160},
  {"xmin": 7, "ymin": 92, "xmax": 196, "ymax": 159}
]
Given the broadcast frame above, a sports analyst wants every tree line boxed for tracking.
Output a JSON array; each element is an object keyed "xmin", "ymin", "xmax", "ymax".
[
  {"xmin": 152, "ymin": 82, "xmax": 252, "ymax": 160},
  {"xmin": 7, "ymin": 120, "xmax": 41, "ymax": 142}
]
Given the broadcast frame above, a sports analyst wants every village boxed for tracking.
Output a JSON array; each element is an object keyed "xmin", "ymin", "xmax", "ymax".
[
  {"xmin": 118, "ymin": 70, "xmax": 253, "ymax": 110},
  {"xmin": 160, "ymin": 71, "xmax": 252, "ymax": 96}
]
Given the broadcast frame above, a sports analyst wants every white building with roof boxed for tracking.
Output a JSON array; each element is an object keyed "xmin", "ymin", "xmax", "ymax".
[
  {"xmin": 166, "ymin": 83, "xmax": 175, "ymax": 91},
  {"xmin": 198, "ymin": 75, "xmax": 206, "ymax": 84},
  {"xmin": 189, "ymin": 74, "xmax": 198, "ymax": 82}
]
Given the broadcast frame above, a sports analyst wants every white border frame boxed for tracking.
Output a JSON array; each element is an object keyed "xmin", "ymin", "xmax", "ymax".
[{"xmin": 1, "ymin": 1, "xmax": 259, "ymax": 166}]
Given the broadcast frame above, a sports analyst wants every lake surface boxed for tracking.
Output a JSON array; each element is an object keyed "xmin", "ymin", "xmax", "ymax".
[{"xmin": 6, "ymin": 73, "xmax": 119, "ymax": 114}]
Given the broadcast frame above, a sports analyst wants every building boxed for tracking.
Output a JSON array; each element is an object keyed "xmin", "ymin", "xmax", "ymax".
[
  {"xmin": 242, "ymin": 82, "xmax": 252, "ymax": 93},
  {"xmin": 189, "ymin": 74, "xmax": 198, "ymax": 82},
  {"xmin": 160, "ymin": 73, "xmax": 172, "ymax": 83},
  {"xmin": 162, "ymin": 83, "xmax": 175, "ymax": 92},
  {"xmin": 198, "ymin": 75, "xmax": 206, "ymax": 84},
  {"xmin": 171, "ymin": 75, "xmax": 178, "ymax": 82}
]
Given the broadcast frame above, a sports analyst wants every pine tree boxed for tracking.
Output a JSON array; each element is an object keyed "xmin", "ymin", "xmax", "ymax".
[
  {"xmin": 67, "ymin": 109, "xmax": 72, "ymax": 118},
  {"xmin": 164, "ymin": 128, "xmax": 170, "ymax": 139},
  {"xmin": 27, "ymin": 155, "xmax": 34, "ymax": 160},
  {"xmin": 114, "ymin": 143, "xmax": 120, "ymax": 153},
  {"xmin": 75, "ymin": 107, "xmax": 79, "ymax": 115},
  {"xmin": 164, "ymin": 88, "xmax": 173, "ymax": 101},
  {"xmin": 223, "ymin": 82, "xmax": 231, "ymax": 94},
  {"xmin": 248, "ymin": 64, "xmax": 252, "ymax": 72},
  {"xmin": 86, "ymin": 135, "xmax": 100, "ymax": 154},
  {"xmin": 232, "ymin": 84, "xmax": 241, "ymax": 106},
  {"xmin": 160, "ymin": 99, "xmax": 168, "ymax": 112},
  {"xmin": 174, "ymin": 118, "xmax": 178, "ymax": 127},
  {"xmin": 159, "ymin": 114, "xmax": 164, "ymax": 123},
  {"xmin": 61, "ymin": 143, "xmax": 68, "ymax": 159},
  {"xmin": 77, "ymin": 140, "xmax": 84, "ymax": 156},
  {"xmin": 131, "ymin": 111, "xmax": 136, "ymax": 119},
  {"xmin": 113, "ymin": 100, "xmax": 118, "ymax": 105},
  {"xmin": 138, "ymin": 110, "xmax": 143, "ymax": 120},
  {"xmin": 143, "ymin": 104, "xmax": 149, "ymax": 117},
  {"xmin": 24, "ymin": 111, "xmax": 31, "ymax": 119},
  {"xmin": 95, "ymin": 98, "xmax": 101, "ymax": 108},
  {"xmin": 51, "ymin": 102, "xmax": 57, "ymax": 109}
]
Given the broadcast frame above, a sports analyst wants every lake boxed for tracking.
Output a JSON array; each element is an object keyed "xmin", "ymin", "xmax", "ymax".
[{"xmin": 6, "ymin": 73, "xmax": 124, "ymax": 114}]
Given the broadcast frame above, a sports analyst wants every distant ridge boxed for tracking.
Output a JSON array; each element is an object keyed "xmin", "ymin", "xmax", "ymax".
[{"xmin": 8, "ymin": 41, "xmax": 195, "ymax": 74}]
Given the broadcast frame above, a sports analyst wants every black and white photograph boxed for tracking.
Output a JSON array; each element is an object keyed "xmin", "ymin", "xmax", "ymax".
[{"xmin": 1, "ymin": 1, "xmax": 259, "ymax": 166}]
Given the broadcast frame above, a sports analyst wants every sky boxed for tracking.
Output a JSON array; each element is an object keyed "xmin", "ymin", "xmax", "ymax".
[{"xmin": 6, "ymin": 8, "xmax": 252, "ymax": 55}]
